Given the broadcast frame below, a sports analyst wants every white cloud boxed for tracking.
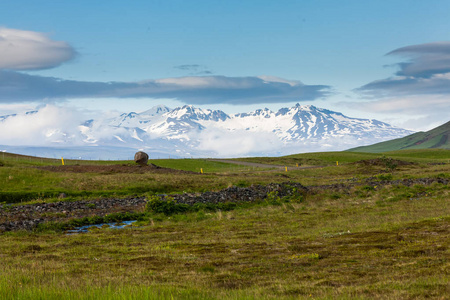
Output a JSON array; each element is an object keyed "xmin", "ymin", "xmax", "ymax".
[
  {"xmin": 0, "ymin": 27, "xmax": 76, "ymax": 70},
  {"xmin": 0, "ymin": 105, "xmax": 85, "ymax": 145},
  {"xmin": 356, "ymin": 95, "xmax": 449, "ymax": 114},
  {"xmin": 193, "ymin": 128, "xmax": 367, "ymax": 157},
  {"xmin": 341, "ymin": 94, "xmax": 450, "ymax": 131},
  {"xmin": 0, "ymin": 103, "xmax": 37, "ymax": 115},
  {"xmin": 194, "ymin": 128, "xmax": 282, "ymax": 157},
  {"xmin": 0, "ymin": 103, "xmax": 414, "ymax": 157},
  {"xmin": 257, "ymin": 75, "xmax": 301, "ymax": 87}
]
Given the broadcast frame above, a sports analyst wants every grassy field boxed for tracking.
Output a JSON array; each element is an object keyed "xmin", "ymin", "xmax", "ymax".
[
  {"xmin": 0, "ymin": 150, "xmax": 449, "ymax": 299},
  {"xmin": 233, "ymin": 149, "xmax": 450, "ymax": 166}
]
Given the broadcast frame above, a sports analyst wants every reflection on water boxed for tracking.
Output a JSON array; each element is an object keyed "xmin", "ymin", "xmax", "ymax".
[{"xmin": 66, "ymin": 220, "xmax": 137, "ymax": 234}]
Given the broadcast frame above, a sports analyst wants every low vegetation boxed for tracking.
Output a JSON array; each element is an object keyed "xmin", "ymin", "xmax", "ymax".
[{"xmin": 0, "ymin": 150, "xmax": 449, "ymax": 299}]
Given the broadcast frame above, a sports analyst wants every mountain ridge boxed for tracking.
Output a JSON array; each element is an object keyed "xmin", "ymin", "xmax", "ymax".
[
  {"xmin": 0, "ymin": 104, "xmax": 413, "ymax": 159},
  {"xmin": 348, "ymin": 120, "xmax": 450, "ymax": 153}
]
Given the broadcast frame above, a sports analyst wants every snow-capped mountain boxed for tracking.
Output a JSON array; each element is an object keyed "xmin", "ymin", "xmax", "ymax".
[{"xmin": 0, "ymin": 104, "xmax": 413, "ymax": 159}]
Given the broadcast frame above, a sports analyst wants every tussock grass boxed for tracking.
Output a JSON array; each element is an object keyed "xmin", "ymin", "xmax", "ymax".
[
  {"xmin": 234, "ymin": 149, "xmax": 450, "ymax": 166},
  {"xmin": 1, "ymin": 179, "xmax": 449, "ymax": 298},
  {"xmin": 0, "ymin": 149, "xmax": 449, "ymax": 298}
]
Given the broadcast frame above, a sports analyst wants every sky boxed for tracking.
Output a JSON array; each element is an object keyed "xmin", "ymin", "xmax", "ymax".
[{"xmin": 1, "ymin": 0, "xmax": 450, "ymax": 132}]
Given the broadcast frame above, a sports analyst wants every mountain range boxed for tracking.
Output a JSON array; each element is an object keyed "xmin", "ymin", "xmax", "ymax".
[{"xmin": 0, "ymin": 104, "xmax": 413, "ymax": 159}]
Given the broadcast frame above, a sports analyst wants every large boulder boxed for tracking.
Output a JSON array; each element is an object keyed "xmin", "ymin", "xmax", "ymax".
[{"xmin": 134, "ymin": 151, "xmax": 149, "ymax": 165}]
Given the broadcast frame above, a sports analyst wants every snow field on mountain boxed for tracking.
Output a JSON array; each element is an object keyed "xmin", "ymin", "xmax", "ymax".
[{"xmin": 0, "ymin": 104, "xmax": 413, "ymax": 158}]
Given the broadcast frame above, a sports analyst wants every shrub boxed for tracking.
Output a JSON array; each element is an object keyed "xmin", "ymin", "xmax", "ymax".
[
  {"xmin": 145, "ymin": 196, "xmax": 190, "ymax": 215},
  {"xmin": 362, "ymin": 185, "xmax": 375, "ymax": 191},
  {"xmin": 265, "ymin": 191, "xmax": 283, "ymax": 205},
  {"xmin": 235, "ymin": 180, "xmax": 249, "ymax": 187},
  {"xmin": 434, "ymin": 173, "xmax": 450, "ymax": 179},
  {"xmin": 381, "ymin": 156, "xmax": 398, "ymax": 172},
  {"xmin": 282, "ymin": 184, "xmax": 306, "ymax": 203},
  {"xmin": 377, "ymin": 174, "xmax": 393, "ymax": 181},
  {"xmin": 146, "ymin": 195, "xmax": 240, "ymax": 216},
  {"xmin": 0, "ymin": 192, "xmax": 56, "ymax": 204},
  {"xmin": 329, "ymin": 192, "xmax": 342, "ymax": 199}
]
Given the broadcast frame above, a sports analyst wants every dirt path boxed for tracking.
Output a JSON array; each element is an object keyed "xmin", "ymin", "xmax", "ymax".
[{"xmin": 207, "ymin": 159, "xmax": 325, "ymax": 170}]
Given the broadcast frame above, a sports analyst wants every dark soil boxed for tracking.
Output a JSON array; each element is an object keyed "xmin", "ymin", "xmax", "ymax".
[
  {"xmin": 37, "ymin": 164, "xmax": 195, "ymax": 174},
  {"xmin": 353, "ymin": 158, "xmax": 415, "ymax": 167}
]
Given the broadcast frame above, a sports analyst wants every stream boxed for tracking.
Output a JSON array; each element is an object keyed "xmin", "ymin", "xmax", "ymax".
[{"xmin": 66, "ymin": 220, "xmax": 137, "ymax": 234}]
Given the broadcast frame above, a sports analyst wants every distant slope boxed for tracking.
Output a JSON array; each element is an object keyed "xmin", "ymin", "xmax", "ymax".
[{"xmin": 348, "ymin": 121, "xmax": 450, "ymax": 153}]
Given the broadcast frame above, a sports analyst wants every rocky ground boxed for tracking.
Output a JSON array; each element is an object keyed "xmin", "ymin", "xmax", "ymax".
[
  {"xmin": 165, "ymin": 182, "xmax": 309, "ymax": 205},
  {"xmin": 0, "ymin": 197, "xmax": 148, "ymax": 232},
  {"xmin": 0, "ymin": 177, "xmax": 447, "ymax": 232}
]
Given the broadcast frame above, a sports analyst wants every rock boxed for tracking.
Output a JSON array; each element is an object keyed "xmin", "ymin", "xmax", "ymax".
[
  {"xmin": 59, "ymin": 193, "xmax": 67, "ymax": 199},
  {"xmin": 134, "ymin": 151, "xmax": 149, "ymax": 165}
]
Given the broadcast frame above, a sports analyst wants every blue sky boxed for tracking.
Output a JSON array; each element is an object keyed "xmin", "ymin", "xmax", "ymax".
[{"xmin": 1, "ymin": 0, "xmax": 450, "ymax": 131}]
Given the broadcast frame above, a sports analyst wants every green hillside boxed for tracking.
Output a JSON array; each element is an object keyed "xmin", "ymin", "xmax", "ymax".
[{"xmin": 348, "ymin": 120, "xmax": 450, "ymax": 153}]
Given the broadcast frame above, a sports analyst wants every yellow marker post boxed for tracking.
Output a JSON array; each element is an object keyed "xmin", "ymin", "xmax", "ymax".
[
  {"xmin": 296, "ymin": 163, "xmax": 299, "ymax": 167},
  {"xmin": 200, "ymin": 168, "xmax": 203, "ymax": 174},
  {"xmin": 61, "ymin": 157, "xmax": 65, "ymax": 166},
  {"xmin": 285, "ymin": 166, "xmax": 288, "ymax": 172},
  {"xmin": 336, "ymin": 161, "xmax": 339, "ymax": 166}
]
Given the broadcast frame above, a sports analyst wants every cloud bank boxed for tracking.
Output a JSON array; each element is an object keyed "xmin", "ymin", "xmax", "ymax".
[
  {"xmin": 353, "ymin": 41, "xmax": 450, "ymax": 129},
  {"xmin": 195, "ymin": 127, "xmax": 281, "ymax": 157},
  {"xmin": 0, "ymin": 27, "xmax": 77, "ymax": 70},
  {"xmin": 0, "ymin": 72, "xmax": 330, "ymax": 105},
  {"xmin": 388, "ymin": 42, "xmax": 450, "ymax": 78},
  {"xmin": 357, "ymin": 41, "xmax": 450, "ymax": 97},
  {"xmin": 0, "ymin": 105, "xmax": 85, "ymax": 146},
  {"xmin": 0, "ymin": 27, "xmax": 329, "ymax": 106}
]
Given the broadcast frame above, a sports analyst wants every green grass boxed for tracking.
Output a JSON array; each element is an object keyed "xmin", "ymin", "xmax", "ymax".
[
  {"xmin": 0, "ymin": 154, "xmax": 255, "ymax": 203},
  {"xmin": 1, "ymin": 182, "xmax": 449, "ymax": 299},
  {"xmin": 0, "ymin": 152, "xmax": 250, "ymax": 172},
  {"xmin": 384, "ymin": 149, "xmax": 450, "ymax": 160},
  {"xmin": 0, "ymin": 149, "xmax": 449, "ymax": 298},
  {"xmin": 1, "ymin": 149, "xmax": 449, "ymax": 204},
  {"xmin": 151, "ymin": 158, "xmax": 249, "ymax": 173},
  {"xmin": 232, "ymin": 151, "xmax": 378, "ymax": 166},
  {"xmin": 234, "ymin": 150, "xmax": 450, "ymax": 166},
  {"xmin": 0, "ymin": 151, "xmax": 131, "ymax": 167}
]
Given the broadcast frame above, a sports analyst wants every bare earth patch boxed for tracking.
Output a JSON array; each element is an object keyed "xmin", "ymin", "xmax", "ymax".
[{"xmin": 37, "ymin": 164, "xmax": 195, "ymax": 174}]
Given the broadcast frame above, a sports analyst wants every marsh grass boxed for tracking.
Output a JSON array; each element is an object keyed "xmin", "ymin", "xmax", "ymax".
[
  {"xmin": 1, "ymin": 177, "xmax": 449, "ymax": 299},
  {"xmin": 235, "ymin": 149, "xmax": 450, "ymax": 166},
  {"xmin": 0, "ymin": 149, "xmax": 449, "ymax": 298}
]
